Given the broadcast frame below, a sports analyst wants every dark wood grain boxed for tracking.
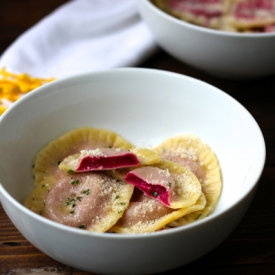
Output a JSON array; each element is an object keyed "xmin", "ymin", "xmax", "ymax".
[{"xmin": 1, "ymin": 1, "xmax": 275, "ymax": 274}]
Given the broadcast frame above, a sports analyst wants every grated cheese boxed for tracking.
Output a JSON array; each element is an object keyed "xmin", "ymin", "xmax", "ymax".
[{"xmin": 80, "ymin": 149, "xmax": 105, "ymax": 157}]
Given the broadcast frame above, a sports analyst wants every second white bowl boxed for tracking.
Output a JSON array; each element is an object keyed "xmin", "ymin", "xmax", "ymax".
[{"xmin": 138, "ymin": 0, "xmax": 275, "ymax": 79}]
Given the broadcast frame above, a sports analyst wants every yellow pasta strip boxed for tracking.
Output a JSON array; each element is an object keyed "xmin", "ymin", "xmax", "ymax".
[{"xmin": 0, "ymin": 68, "xmax": 55, "ymax": 115}]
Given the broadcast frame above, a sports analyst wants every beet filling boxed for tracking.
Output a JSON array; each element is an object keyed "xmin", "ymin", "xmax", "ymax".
[
  {"xmin": 124, "ymin": 172, "xmax": 170, "ymax": 206},
  {"xmin": 77, "ymin": 153, "xmax": 140, "ymax": 171}
]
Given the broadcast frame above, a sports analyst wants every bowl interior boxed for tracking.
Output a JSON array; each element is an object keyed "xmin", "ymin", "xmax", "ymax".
[{"xmin": 0, "ymin": 68, "xmax": 265, "ymax": 218}]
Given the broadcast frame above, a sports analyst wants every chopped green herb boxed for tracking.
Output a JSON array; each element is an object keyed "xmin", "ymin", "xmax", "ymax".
[
  {"xmin": 168, "ymin": 182, "xmax": 172, "ymax": 188},
  {"xmin": 67, "ymin": 169, "xmax": 75, "ymax": 175},
  {"xmin": 195, "ymin": 213, "xmax": 202, "ymax": 220},
  {"xmin": 65, "ymin": 197, "xmax": 76, "ymax": 206},
  {"xmin": 115, "ymin": 195, "xmax": 120, "ymax": 200},
  {"xmin": 57, "ymin": 161, "xmax": 61, "ymax": 165},
  {"xmin": 82, "ymin": 189, "xmax": 90, "ymax": 195},
  {"xmin": 71, "ymin": 179, "xmax": 80, "ymax": 185},
  {"xmin": 79, "ymin": 224, "xmax": 86, "ymax": 229},
  {"xmin": 41, "ymin": 184, "xmax": 45, "ymax": 188},
  {"xmin": 76, "ymin": 196, "xmax": 82, "ymax": 201},
  {"xmin": 70, "ymin": 210, "xmax": 75, "ymax": 215},
  {"xmin": 119, "ymin": 202, "xmax": 126, "ymax": 206},
  {"xmin": 118, "ymin": 210, "xmax": 123, "ymax": 214}
]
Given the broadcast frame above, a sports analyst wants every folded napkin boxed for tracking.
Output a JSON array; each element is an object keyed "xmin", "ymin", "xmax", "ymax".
[{"xmin": 0, "ymin": 0, "xmax": 158, "ymax": 79}]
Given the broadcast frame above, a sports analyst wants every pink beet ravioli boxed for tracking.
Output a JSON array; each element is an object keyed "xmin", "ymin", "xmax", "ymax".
[
  {"xmin": 124, "ymin": 166, "xmax": 175, "ymax": 207},
  {"xmin": 169, "ymin": 0, "xmax": 224, "ymax": 18},
  {"xmin": 63, "ymin": 148, "xmax": 140, "ymax": 172},
  {"xmin": 76, "ymin": 148, "xmax": 140, "ymax": 171}
]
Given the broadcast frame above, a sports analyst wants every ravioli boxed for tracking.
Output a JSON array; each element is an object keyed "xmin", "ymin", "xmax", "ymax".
[
  {"xmin": 25, "ymin": 128, "xmax": 222, "ymax": 234},
  {"xmin": 25, "ymin": 127, "xmax": 135, "ymax": 232},
  {"xmin": 25, "ymin": 170, "xmax": 134, "ymax": 232},
  {"xmin": 227, "ymin": 0, "xmax": 275, "ymax": 31},
  {"xmin": 59, "ymin": 148, "xmax": 140, "ymax": 172},
  {"xmin": 152, "ymin": 0, "xmax": 231, "ymax": 30},
  {"xmin": 33, "ymin": 127, "xmax": 134, "ymax": 185},
  {"xmin": 152, "ymin": 0, "xmax": 275, "ymax": 33},
  {"xmin": 110, "ymin": 189, "xmax": 206, "ymax": 234},
  {"xmin": 154, "ymin": 134, "xmax": 222, "ymax": 225},
  {"xmin": 58, "ymin": 147, "xmax": 161, "ymax": 173},
  {"xmin": 125, "ymin": 160, "xmax": 202, "ymax": 209}
]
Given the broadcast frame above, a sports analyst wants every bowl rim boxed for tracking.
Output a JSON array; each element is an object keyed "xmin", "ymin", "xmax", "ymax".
[
  {"xmin": 0, "ymin": 67, "xmax": 266, "ymax": 239},
  {"xmin": 140, "ymin": 0, "xmax": 275, "ymax": 38}
]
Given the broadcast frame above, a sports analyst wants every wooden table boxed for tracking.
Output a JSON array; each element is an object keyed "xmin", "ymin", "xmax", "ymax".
[{"xmin": 1, "ymin": 1, "xmax": 275, "ymax": 274}]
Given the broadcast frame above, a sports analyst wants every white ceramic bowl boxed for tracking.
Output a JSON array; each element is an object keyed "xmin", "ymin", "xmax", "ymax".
[
  {"xmin": 137, "ymin": 0, "xmax": 275, "ymax": 79},
  {"xmin": 0, "ymin": 69, "xmax": 265, "ymax": 274}
]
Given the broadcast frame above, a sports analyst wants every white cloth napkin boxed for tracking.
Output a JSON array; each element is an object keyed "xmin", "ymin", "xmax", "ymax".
[{"xmin": 0, "ymin": 0, "xmax": 158, "ymax": 79}]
